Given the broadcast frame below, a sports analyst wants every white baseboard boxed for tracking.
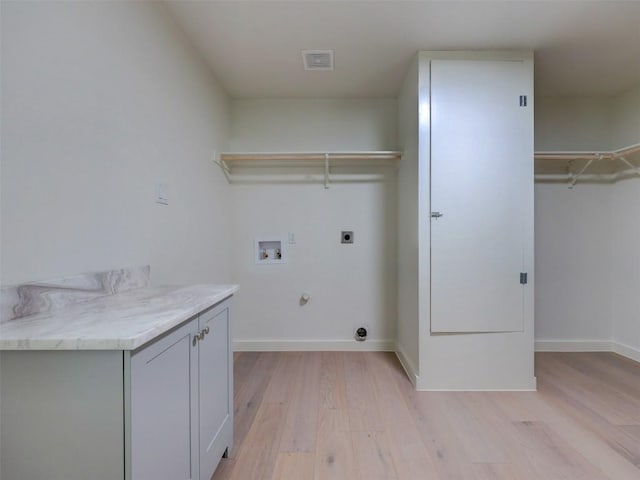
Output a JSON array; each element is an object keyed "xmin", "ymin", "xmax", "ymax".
[
  {"xmin": 394, "ymin": 343, "xmax": 419, "ymax": 388},
  {"xmin": 233, "ymin": 339, "xmax": 395, "ymax": 352},
  {"xmin": 535, "ymin": 340, "xmax": 612, "ymax": 352},
  {"xmin": 612, "ymin": 341, "xmax": 640, "ymax": 363},
  {"xmin": 416, "ymin": 377, "xmax": 537, "ymax": 392},
  {"xmin": 535, "ymin": 339, "xmax": 640, "ymax": 364}
]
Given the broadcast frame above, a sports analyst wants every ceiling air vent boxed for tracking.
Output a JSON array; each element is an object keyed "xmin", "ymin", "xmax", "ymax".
[{"xmin": 302, "ymin": 50, "xmax": 334, "ymax": 71}]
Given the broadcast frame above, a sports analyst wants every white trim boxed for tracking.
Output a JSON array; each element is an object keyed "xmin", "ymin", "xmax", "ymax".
[
  {"xmin": 535, "ymin": 340, "xmax": 612, "ymax": 352},
  {"xmin": 535, "ymin": 340, "xmax": 640, "ymax": 364},
  {"xmin": 417, "ymin": 387, "xmax": 537, "ymax": 392},
  {"xmin": 394, "ymin": 343, "xmax": 419, "ymax": 388},
  {"xmin": 415, "ymin": 376, "xmax": 537, "ymax": 392},
  {"xmin": 233, "ymin": 339, "xmax": 395, "ymax": 352},
  {"xmin": 612, "ymin": 341, "xmax": 640, "ymax": 363}
]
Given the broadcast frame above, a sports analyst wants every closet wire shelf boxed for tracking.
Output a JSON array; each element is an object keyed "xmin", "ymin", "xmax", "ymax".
[
  {"xmin": 534, "ymin": 142, "xmax": 640, "ymax": 188},
  {"xmin": 215, "ymin": 151, "xmax": 403, "ymax": 188}
]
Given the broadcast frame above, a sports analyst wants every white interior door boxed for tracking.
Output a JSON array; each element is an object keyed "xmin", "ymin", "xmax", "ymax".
[{"xmin": 430, "ymin": 59, "xmax": 531, "ymax": 333}]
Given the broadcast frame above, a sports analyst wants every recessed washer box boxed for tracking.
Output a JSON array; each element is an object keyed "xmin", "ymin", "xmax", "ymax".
[{"xmin": 255, "ymin": 237, "xmax": 286, "ymax": 264}]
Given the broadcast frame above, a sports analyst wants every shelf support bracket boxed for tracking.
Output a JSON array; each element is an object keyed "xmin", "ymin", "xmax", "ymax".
[
  {"xmin": 619, "ymin": 156, "xmax": 640, "ymax": 177},
  {"xmin": 569, "ymin": 155, "xmax": 599, "ymax": 189},
  {"xmin": 324, "ymin": 153, "xmax": 330, "ymax": 189},
  {"xmin": 219, "ymin": 159, "xmax": 231, "ymax": 183}
]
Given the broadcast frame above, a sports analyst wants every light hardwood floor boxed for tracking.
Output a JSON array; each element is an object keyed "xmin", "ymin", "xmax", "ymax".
[{"xmin": 213, "ymin": 351, "xmax": 640, "ymax": 480}]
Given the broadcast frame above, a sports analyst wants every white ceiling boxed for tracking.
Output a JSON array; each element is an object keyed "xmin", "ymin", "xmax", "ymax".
[{"xmin": 165, "ymin": 1, "xmax": 640, "ymax": 99}]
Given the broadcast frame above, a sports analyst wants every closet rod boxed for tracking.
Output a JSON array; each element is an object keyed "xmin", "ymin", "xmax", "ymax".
[
  {"xmin": 534, "ymin": 142, "xmax": 640, "ymax": 187},
  {"xmin": 218, "ymin": 151, "xmax": 402, "ymax": 162},
  {"xmin": 535, "ymin": 171, "xmax": 640, "ymax": 182},
  {"xmin": 534, "ymin": 142, "xmax": 640, "ymax": 161}
]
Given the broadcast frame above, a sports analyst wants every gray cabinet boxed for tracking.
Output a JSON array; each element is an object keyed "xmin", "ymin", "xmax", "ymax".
[
  {"xmin": 0, "ymin": 297, "xmax": 233, "ymax": 480},
  {"xmin": 130, "ymin": 320, "xmax": 195, "ymax": 480},
  {"xmin": 197, "ymin": 305, "xmax": 232, "ymax": 479},
  {"xmin": 129, "ymin": 299, "xmax": 233, "ymax": 480}
]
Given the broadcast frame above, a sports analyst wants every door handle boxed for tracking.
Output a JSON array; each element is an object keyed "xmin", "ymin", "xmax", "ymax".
[{"xmin": 431, "ymin": 212, "xmax": 443, "ymax": 219}]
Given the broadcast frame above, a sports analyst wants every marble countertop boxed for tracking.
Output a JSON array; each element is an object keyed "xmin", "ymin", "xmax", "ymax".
[{"xmin": 0, "ymin": 284, "xmax": 238, "ymax": 351}]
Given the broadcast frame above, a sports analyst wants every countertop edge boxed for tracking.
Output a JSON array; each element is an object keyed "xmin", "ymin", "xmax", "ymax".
[{"xmin": 0, "ymin": 284, "xmax": 239, "ymax": 351}]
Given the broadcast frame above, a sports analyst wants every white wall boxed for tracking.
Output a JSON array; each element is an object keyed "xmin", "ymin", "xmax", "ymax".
[
  {"xmin": 396, "ymin": 56, "xmax": 420, "ymax": 381},
  {"xmin": 228, "ymin": 99, "xmax": 398, "ymax": 350},
  {"xmin": 534, "ymin": 184, "xmax": 612, "ymax": 343},
  {"xmin": 610, "ymin": 84, "xmax": 640, "ymax": 359},
  {"xmin": 230, "ymin": 99, "xmax": 396, "ymax": 152},
  {"xmin": 1, "ymin": 2, "xmax": 231, "ymax": 286},
  {"xmin": 611, "ymin": 178, "xmax": 640, "ymax": 360},
  {"xmin": 611, "ymin": 83, "xmax": 640, "ymax": 149},
  {"xmin": 534, "ymin": 84, "xmax": 640, "ymax": 359},
  {"xmin": 535, "ymin": 97, "xmax": 612, "ymax": 151}
]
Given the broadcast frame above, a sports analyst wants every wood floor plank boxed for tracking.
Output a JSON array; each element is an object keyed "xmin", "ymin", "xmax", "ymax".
[
  {"xmin": 485, "ymin": 391, "xmax": 541, "ymax": 422},
  {"xmin": 233, "ymin": 352, "xmax": 259, "ymax": 393},
  {"xmin": 279, "ymin": 351, "xmax": 321, "ymax": 452},
  {"xmin": 319, "ymin": 351, "xmax": 348, "ymax": 410},
  {"xmin": 230, "ymin": 352, "xmax": 280, "ymax": 458},
  {"xmin": 468, "ymin": 463, "xmax": 522, "ymax": 480},
  {"xmin": 440, "ymin": 393, "xmax": 511, "ymax": 464},
  {"xmin": 351, "ymin": 430, "xmax": 398, "ymax": 480},
  {"xmin": 313, "ymin": 408, "xmax": 358, "ymax": 480},
  {"xmin": 538, "ymin": 354, "xmax": 640, "ymax": 425},
  {"xmin": 511, "ymin": 420, "xmax": 608, "ymax": 479},
  {"xmin": 598, "ymin": 352, "xmax": 640, "ymax": 378},
  {"xmin": 344, "ymin": 351, "xmax": 385, "ymax": 432},
  {"xmin": 514, "ymin": 381, "xmax": 640, "ymax": 479},
  {"xmin": 621, "ymin": 426, "xmax": 640, "ymax": 442},
  {"xmin": 405, "ymin": 391, "xmax": 472, "ymax": 479},
  {"xmin": 213, "ymin": 351, "xmax": 640, "ymax": 480},
  {"xmin": 365, "ymin": 352, "xmax": 440, "ymax": 479},
  {"xmin": 537, "ymin": 375, "xmax": 640, "ymax": 471},
  {"xmin": 212, "ymin": 458, "xmax": 235, "ymax": 480},
  {"xmin": 228, "ymin": 403, "xmax": 287, "ymax": 480},
  {"xmin": 271, "ymin": 452, "xmax": 314, "ymax": 480},
  {"xmin": 559, "ymin": 353, "xmax": 640, "ymax": 400},
  {"xmin": 262, "ymin": 351, "xmax": 303, "ymax": 405},
  {"xmin": 382, "ymin": 351, "xmax": 474, "ymax": 479},
  {"xmin": 457, "ymin": 393, "xmax": 554, "ymax": 479}
]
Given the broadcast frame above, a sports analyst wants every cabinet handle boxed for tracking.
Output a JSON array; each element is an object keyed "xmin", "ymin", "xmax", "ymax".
[{"xmin": 193, "ymin": 327, "xmax": 210, "ymax": 345}]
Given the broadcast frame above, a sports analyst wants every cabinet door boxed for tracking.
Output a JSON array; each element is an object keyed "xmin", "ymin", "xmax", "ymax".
[
  {"xmin": 430, "ymin": 59, "xmax": 532, "ymax": 333},
  {"xmin": 198, "ymin": 303, "xmax": 231, "ymax": 480},
  {"xmin": 130, "ymin": 319, "xmax": 197, "ymax": 480}
]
